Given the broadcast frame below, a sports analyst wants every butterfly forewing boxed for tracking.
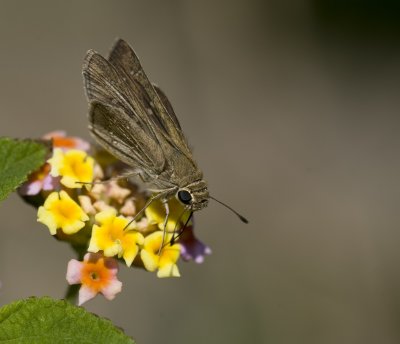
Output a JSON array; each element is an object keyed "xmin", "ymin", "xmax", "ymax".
[
  {"xmin": 107, "ymin": 39, "xmax": 195, "ymax": 163},
  {"xmin": 83, "ymin": 51, "xmax": 166, "ymax": 177},
  {"xmin": 82, "ymin": 40, "xmax": 203, "ymax": 188},
  {"xmin": 89, "ymin": 101, "xmax": 166, "ymax": 175},
  {"xmin": 152, "ymin": 84, "xmax": 182, "ymax": 130}
]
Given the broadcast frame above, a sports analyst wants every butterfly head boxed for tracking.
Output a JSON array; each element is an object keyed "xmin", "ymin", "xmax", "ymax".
[{"xmin": 176, "ymin": 180, "xmax": 209, "ymax": 211}]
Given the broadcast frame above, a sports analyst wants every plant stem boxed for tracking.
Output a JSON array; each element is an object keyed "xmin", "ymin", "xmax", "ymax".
[{"xmin": 64, "ymin": 284, "xmax": 80, "ymax": 305}]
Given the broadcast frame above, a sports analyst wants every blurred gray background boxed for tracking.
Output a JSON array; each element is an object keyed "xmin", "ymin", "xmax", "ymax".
[{"xmin": 1, "ymin": 1, "xmax": 400, "ymax": 343}]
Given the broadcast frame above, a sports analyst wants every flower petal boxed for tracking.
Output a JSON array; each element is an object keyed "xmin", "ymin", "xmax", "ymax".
[
  {"xmin": 122, "ymin": 244, "xmax": 139, "ymax": 267},
  {"xmin": 94, "ymin": 208, "xmax": 117, "ymax": 224},
  {"xmin": 62, "ymin": 220, "xmax": 86, "ymax": 235},
  {"xmin": 157, "ymin": 263, "xmax": 180, "ymax": 278},
  {"xmin": 140, "ymin": 250, "xmax": 158, "ymax": 272},
  {"xmin": 66, "ymin": 259, "xmax": 83, "ymax": 284},
  {"xmin": 21, "ymin": 180, "xmax": 42, "ymax": 196},
  {"xmin": 120, "ymin": 199, "xmax": 136, "ymax": 216},
  {"xmin": 179, "ymin": 227, "xmax": 212, "ymax": 264},
  {"xmin": 43, "ymin": 131, "xmax": 90, "ymax": 152},
  {"xmin": 78, "ymin": 195, "xmax": 96, "ymax": 215},
  {"xmin": 78, "ymin": 285, "xmax": 97, "ymax": 305},
  {"xmin": 42, "ymin": 175, "xmax": 59, "ymax": 191},
  {"xmin": 37, "ymin": 206, "xmax": 58, "ymax": 235},
  {"xmin": 48, "ymin": 148, "xmax": 63, "ymax": 177},
  {"xmin": 101, "ymin": 279, "xmax": 123, "ymax": 300}
]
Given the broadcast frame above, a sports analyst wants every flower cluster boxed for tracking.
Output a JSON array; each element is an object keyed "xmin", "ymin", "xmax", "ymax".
[{"xmin": 20, "ymin": 131, "xmax": 211, "ymax": 305}]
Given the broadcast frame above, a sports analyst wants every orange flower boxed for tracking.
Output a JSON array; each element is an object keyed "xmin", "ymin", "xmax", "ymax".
[
  {"xmin": 43, "ymin": 131, "xmax": 90, "ymax": 151},
  {"xmin": 66, "ymin": 253, "xmax": 122, "ymax": 305}
]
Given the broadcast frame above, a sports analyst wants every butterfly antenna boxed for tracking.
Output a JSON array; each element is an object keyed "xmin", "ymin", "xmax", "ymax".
[{"xmin": 209, "ymin": 196, "xmax": 248, "ymax": 223}]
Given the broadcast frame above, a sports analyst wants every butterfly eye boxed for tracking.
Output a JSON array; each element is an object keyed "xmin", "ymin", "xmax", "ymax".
[{"xmin": 178, "ymin": 190, "xmax": 192, "ymax": 204}]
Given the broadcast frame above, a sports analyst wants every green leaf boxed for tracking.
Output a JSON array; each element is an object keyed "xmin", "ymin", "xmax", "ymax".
[
  {"xmin": 0, "ymin": 297, "xmax": 135, "ymax": 344},
  {"xmin": 0, "ymin": 137, "xmax": 48, "ymax": 202}
]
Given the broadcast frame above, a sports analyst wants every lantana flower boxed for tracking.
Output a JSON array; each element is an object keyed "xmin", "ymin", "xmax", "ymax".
[
  {"xmin": 19, "ymin": 163, "xmax": 59, "ymax": 196},
  {"xmin": 66, "ymin": 253, "xmax": 122, "ymax": 305},
  {"xmin": 21, "ymin": 130, "xmax": 212, "ymax": 304},
  {"xmin": 37, "ymin": 190, "xmax": 89, "ymax": 235},
  {"xmin": 180, "ymin": 226, "xmax": 212, "ymax": 263},
  {"xmin": 48, "ymin": 148, "xmax": 94, "ymax": 189},
  {"xmin": 105, "ymin": 181, "xmax": 131, "ymax": 203},
  {"xmin": 44, "ymin": 130, "xmax": 90, "ymax": 152},
  {"xmin": 19, "ymin": 131, "xmax": 90, "ymax": 196},
  {"xmin": 141, "ymin": 231, "xmax": 181, "ymax": 278},
  {"xmin": 88, "ymin": 209, "xmax": 144, "ymax": 267}
]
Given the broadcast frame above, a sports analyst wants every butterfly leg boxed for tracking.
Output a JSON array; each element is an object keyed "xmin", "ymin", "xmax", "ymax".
[
  {"xmin": 158, "ymin": 200, "xmax": 169, "ymax": 255},
  {"xmin": 170, "ymin": 210, "xmax": 193, "ymax": 245},
  {"xmin": 136, "ymin": 173, "xmax": 146, "ymax": 183},
  {"xmin": 75, "ymin": 179, "xmax": 116, "ymax": 186},
  {"xmin": 75, "ymin": 171, "xmax": 143, "ymax": 187},
  {"xmin": 122, "ymin": 192, "xmax": 163, "ymax": 231}
]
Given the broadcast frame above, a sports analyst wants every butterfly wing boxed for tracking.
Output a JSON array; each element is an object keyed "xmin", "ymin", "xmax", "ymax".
[
  {"xmin": 83, "ymin": 50, "xmax": 166, "ymax": 178},
  {"xmin": 107, "ymin": 39, "xmax": 195, "ymax": 164},
  {"xmin": 152, "ymin": 83, "xmax": 181, "ymax": 131},
  {"xmin": 89, "ymin": 101, "xmax": 166, "ymax": 174},
  {"xmin": 83, "ymin": 42, "xmax": 202, "ymax": 187}
]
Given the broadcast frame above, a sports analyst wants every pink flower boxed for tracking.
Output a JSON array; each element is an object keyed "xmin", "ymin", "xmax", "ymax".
[
  {"xmin": 19, "ymin": 131, "xmax": 90, "ymax": 196},
  {"xmin": 18, "ymin": 163, "xmax": 60, "ymax": 196},
  {"xmin": 66, "ymin": 253, "xmax": 122, "ymax": 305}
]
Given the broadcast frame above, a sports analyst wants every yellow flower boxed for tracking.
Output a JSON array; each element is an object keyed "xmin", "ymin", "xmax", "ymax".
[
  {"xmin": 48, "ymin": 148, "xmax": 94, "ymax": 188},
  {"xmin": 140, "ymin": 231, "xmax": 181, "ymax": 278},
  {"xmin": 37, "ymin": 191, "xmax": 89, "ymax": 235},
  {"xmin": 145, "ymin": 198, "xmax": 191, "ymax": 232},
  {"xmin": 88, "ymin": 209, "xmax": 144, "ymax": 267}
]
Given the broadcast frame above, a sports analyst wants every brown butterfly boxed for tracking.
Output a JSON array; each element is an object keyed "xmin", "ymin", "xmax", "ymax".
[{"xmin": 82, "ymin": 39, "xmax": 247, "ymax": 239}]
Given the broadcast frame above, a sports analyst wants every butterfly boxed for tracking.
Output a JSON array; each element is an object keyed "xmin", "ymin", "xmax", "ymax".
[{"xmin": 82, "ymin": 39, "xmax": 247, "ymax": 241}]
